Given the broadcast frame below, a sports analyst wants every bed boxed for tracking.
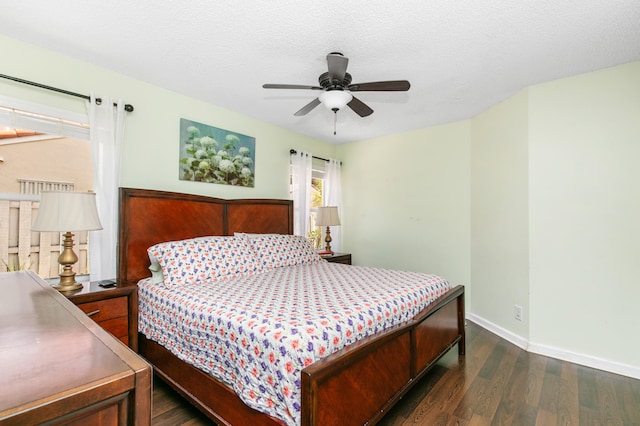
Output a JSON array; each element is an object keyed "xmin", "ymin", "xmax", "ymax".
[{"xmin": 118, "ymin": 187, "xmax": 465, "ymax": 426}]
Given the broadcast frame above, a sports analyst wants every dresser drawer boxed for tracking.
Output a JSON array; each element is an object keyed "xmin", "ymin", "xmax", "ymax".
[
  {"xmin": 76, "ymin": 297, "xmax": 129, "ymax": 343},
  {"xmin": 97, "ymin": 317, "xmax": 129, "ymax": 344},
  {"xmin": 67, "ymin": 282, "xmax": 138, "ymax": 350},
  {"xmin": 76, "ymin": 296, "xmax": 128, "ymax": 321},
  {"xmin": 324, "ymin": 253, "xmax": 352, "ymax": 265}
]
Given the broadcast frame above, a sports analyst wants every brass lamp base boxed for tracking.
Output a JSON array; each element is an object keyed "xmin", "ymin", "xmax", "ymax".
[
  {"xmin": 323, "ymin": 226, "xmax": 333, "ymax": 254},
  {"xmin": 53, "ymin": 231, "xmax": 83, "ymax": 293},
  {"xmin": 53, "ymin": 282, "xmax": 83, "ymax": 292}
]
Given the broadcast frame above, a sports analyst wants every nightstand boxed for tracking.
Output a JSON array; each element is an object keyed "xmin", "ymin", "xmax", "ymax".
[
  {"xmin": 66, "ymin": 281, "xmax": 138, "ymax": 351},
  {"xmin": 322, "ymin": 252, "xmax": 352, "ymax": 265}
]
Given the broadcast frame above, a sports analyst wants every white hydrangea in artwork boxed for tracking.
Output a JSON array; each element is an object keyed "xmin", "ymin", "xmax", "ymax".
[
  {"xmin": 187, "ymin": 126, "xmax": 200, "ymax": 137},
  {"xmin": 218, "ymin": 159, "xmax": 235, "ymax": 174},
  {"xmin": 180, "ymin": 119, "xmax": 255, "ymax": 187}
]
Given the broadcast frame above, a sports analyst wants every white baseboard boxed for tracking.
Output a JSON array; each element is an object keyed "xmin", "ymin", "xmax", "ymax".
[
  {"xmin": 466, "ymin": 313, "xmax": 640, "ymax": 380},
  {"xmin": 466, "ymin": 313, "xmax": 529, "ymax": 350}
]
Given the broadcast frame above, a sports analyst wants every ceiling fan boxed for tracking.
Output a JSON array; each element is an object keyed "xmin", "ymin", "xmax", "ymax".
[{"xmin": 263, "ymin": 52, "xmax": 410, "ymax": 118}]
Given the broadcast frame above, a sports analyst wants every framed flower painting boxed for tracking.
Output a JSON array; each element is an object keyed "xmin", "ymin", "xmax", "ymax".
[{"xmin": 179, "ymin": 118, "xmax": 255, "ymax": 187}]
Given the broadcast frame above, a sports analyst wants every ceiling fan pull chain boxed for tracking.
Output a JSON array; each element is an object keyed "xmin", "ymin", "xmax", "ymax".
[{"xmin": 333, "ymin": 111, "xmax": 337, "ymax": 135}]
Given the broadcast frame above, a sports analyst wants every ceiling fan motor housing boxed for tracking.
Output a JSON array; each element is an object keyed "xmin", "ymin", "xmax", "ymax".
[{"xmin": 319, "ymin": 71, "xmax": 352, "ymax": 90}]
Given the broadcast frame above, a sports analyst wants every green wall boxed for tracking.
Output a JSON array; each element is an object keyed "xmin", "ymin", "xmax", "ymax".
[
  {"xmin": 527, "ymin": 61, "xmax": 640, "ymax": 369},
  {"xmin": 337, "ymin": 121, "xmax": 472, "ymax": 306},
  {"xmin": 340, "ymin": 61, "xmax": 640, "ymax": 376},
  {"xmin": 471, "ymin": 90, "xmax": 530, "ymax": 340},
  {"xmin": 0, "ymin": 34, "xmax": 333, "ymax": 200}
]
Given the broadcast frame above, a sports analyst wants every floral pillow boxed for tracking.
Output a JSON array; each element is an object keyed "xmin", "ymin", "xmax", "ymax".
[
  {"xmin": 147, "ymin": 235, "xmax": 262, "ymax": 288},
  {"xmin": 240, "ymin": 233, "xmax": 323, "ymax": 270}
]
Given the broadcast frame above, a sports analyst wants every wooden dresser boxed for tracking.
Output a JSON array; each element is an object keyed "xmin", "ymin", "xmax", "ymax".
[{"xmin": 0, "ymin": 271, "xmax": 152, "ymax": 425}]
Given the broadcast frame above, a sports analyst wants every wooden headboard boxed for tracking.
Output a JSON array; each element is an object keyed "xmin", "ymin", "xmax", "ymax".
[{"xmin": 117, "ymin": 187, "xmax": 293, "ymax": 286}]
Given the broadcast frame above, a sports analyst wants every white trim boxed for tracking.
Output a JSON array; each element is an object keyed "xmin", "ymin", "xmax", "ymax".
[
  {"xmin": 0, "ymin": 193, "xmax": 40, "ymax": 201},
  {"xmin": 466, "ymin": 313, "xmax": 640, "ymax": 380},
  {"xmin": 466, "ymin": 313, "xmax": 529, "ymax": 350},
  {"xmin": 0, "ymin": 95, "xmax": 89, "ymax": 140},
  {"xmin": 527, "ymin": 341, "xmax": 640, "ymax": 380},
  {"xmin": 0, "ymin": 134, "xmax": 64, "ymax": 145},
  {"xmin": 0, "ymin": 95, "xmax": 89, "ymax": 125}
]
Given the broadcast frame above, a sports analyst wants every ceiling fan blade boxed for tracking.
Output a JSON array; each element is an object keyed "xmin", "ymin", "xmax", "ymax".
[
  {"xmin": 263, "ymin": 84, "xmax": 323, "ymax": 90},
  {"xmin": 347, "ymin": 80, "xmax": 411, "ymax": 92},
  {"xmin": 294, "ymin": 98, "xmax": 321, "ymax": 116},
  {"xmin": 327, "ymin": 53, "xmax": 349, "ymax": 82},
  {"xmin": 347, "ymin": 96, "xmax": 373, "ymax": 117}
]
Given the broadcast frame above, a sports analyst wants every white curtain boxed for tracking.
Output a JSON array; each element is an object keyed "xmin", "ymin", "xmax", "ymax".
[
  {"xmin": 88, "ymin": 95, "xmax": 126, "ymax": 280},
  {"xmin": 290, "ymin": 151, "xmax": 312, "ymax": 236},
  {"xmin": 324, "ymin": 158, "xmax": 342, "ymax": 252}
]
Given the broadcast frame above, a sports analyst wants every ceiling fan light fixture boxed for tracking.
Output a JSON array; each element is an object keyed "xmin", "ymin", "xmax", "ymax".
[{"xmin": 319, "ymin": 90, "xmax": 353, "ymax": 112}]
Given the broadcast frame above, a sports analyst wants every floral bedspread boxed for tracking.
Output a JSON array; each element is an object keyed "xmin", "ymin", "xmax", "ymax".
[{"xmin": 138, "ymin": 262, "xmax": 450, "ymax": 425}]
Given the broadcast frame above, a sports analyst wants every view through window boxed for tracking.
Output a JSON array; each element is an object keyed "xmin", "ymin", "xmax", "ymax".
[
  {"xmin": 309, "ymin": 176, "xmax": 324, "ymax": 248},
  {"xmin": 0, "ymin": 126, "xmax": 93, "ymax": 278}
]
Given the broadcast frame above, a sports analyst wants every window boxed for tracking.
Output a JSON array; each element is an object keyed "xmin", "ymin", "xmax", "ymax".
[
  {"xmin": 290, "ymin": 152, "xmax": 341, "ymax": 251},
  {"xmin": 309, "ymin": 172, "xmax": 325, "ymax": 248},
  {"xmin": 0, "ymin": 101, "xmax": 92, "ymax": 278},
  {"xmin": 290, "ymin": 157, "xmax": 327, "ymax": 248}
]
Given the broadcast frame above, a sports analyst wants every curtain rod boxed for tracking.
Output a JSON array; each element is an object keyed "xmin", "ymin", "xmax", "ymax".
[
  {"xmin": 0, "ymin": 73, "xmax": 134, "ymax": 112},
  {"xmin": 289, "ymin": 149, "xmax": 341, "ymax": 164}
]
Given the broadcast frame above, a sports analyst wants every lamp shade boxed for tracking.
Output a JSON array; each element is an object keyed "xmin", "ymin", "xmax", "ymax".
[
  {"xmin": 32, "ymin": 191, "xmax": 103, "ymax": 232},
  {"xmin": 316, "ymin": 206, "xmax": 341, "ymax": 227},
  {"xmin": 319, "ymin": 91, "xmax": 353, "ymax": 111}
]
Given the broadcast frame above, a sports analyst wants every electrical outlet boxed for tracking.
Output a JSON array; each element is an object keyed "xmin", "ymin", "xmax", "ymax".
[{"xmin": 514, "ymin": 305, "xmax": 523, "ymax": 321}]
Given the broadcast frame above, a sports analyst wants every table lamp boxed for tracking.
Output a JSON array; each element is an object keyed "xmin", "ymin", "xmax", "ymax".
[
  {"xmin": 316, "ymin": 206, "xmax": 340, "ymax": 254},
  {"xmin": 32, "ymin": 191, "xmax": 103, "ymax": 292}
]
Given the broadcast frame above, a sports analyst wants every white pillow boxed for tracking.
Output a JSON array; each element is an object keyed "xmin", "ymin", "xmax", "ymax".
[{"xmin": 147, "ymin": 255, "xmax": 164, "ymax": 285}]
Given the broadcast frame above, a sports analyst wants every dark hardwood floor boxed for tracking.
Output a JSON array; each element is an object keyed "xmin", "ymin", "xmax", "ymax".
[
  {"xmin": 152, "ymin": 378, "xmax": 210, "ymax": 425},
  {"xmin": 152, "ymin": 321, "xmax": 640, "ymax": 425}
]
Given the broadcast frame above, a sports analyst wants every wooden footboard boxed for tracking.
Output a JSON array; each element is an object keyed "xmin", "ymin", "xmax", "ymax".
[
  {"xmin": 301, "ymin": 285, "xmax": 464, "ymax": 425},
  {"xmin": 138, "ymin": 285, "xmax": 464, "ymax": 426}
]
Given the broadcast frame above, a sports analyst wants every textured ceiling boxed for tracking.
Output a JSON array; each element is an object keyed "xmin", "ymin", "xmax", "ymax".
[{"xmin": 2, "ymin": 1, "xmax": 640, "ymax": 144}]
